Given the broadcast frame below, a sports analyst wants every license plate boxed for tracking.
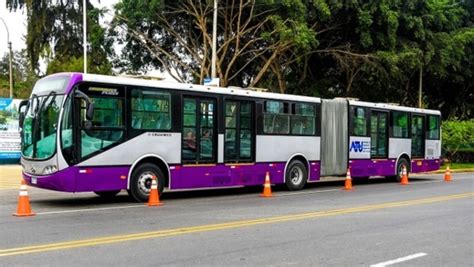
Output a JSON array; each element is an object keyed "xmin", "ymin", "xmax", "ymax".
[{"xmin": 31, "ymin": 177, "xmax": 37, "ymax": 184}]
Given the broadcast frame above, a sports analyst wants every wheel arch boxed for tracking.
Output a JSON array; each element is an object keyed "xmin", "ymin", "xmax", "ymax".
[
  {"xmin": 395, "ymin": 153, "xmax": 411, "ymax": 174},
  {"xmin": 127, "ymin": 154, "xmax": 170, "ymax": 190},
  {"xmin": 284, "ymin": 153, "xmax": 310, "ymax": 180}
]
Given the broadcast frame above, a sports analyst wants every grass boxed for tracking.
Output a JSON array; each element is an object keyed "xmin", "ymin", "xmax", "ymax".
[{"xmin": 441, "ymin": 162, "xmax": 474, "ymax": 170}]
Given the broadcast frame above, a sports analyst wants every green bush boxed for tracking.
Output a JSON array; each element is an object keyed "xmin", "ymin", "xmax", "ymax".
[{"xmin": 442, "ymin": 120, "xmax": 474, "ymax": 162}]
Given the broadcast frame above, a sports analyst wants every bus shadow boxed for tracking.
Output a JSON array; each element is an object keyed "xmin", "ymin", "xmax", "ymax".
[{"xmin": 32, "ymin": 176, "xmax": 438, "ymax": 207}]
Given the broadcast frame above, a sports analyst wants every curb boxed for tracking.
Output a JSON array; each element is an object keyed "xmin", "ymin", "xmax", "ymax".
[{"xmin": 431, "ymin": 168, "xmax": 474, "ymax": 174}]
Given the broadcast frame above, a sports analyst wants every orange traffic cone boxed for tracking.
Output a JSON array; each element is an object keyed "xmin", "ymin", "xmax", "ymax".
[
  {"xmin": 343, "ymin": 168, "xmax": 353, "ymax": 190},
  {"xmin": 444, "ymin": 165, "xmax": 452, "ymax": 182},
  {"xmin": 400, "ymin": 165, "xmax": 409, "ymax": 185},
  {"xmin": 13, "ymin": 179, "xmax": 35, "ymax": 217},
  {"xmin": 260, "ymin": 172, "xmax": 273, "ymax": 198},
  {"xmin": 147, "ymin": 176, "xmax": 163, "ymax": 206}
]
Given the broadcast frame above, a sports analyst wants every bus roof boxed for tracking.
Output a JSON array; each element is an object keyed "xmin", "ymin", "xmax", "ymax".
[
  {"xmin": 349, "ymin": 100, "xmax": 441, "ymax": 115},
  {"xmin": 82, "ymin": 73, "xmax": 322, "ymax": 103},
  {"xmin": 73, "ymin": 73, "xmax": 440, "ymax": 115}
]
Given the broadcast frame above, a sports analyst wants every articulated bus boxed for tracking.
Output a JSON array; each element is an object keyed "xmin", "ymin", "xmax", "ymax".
[{"xmin": 18, "ymin": 73, "xmax": 441, "ymax": 202}]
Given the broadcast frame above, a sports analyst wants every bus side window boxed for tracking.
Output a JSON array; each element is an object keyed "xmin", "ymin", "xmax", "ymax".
[
  {"xmin": 264, "ymin": 101, "xmax": 289, "ymax": 134},
  {"xmin": 427, "ymin": 115, "xmax": 440, "ymax": 140},
  {"xmin": 131, "ymin": 88, "xmax": 171, "ymax": 131},
  {"xmin": 392, "ymin": 111, "xmax": 409, "ymax": 138},
  {"xmin": 351, "ymin": 107, "xmax": 368, "ymax": 136}
]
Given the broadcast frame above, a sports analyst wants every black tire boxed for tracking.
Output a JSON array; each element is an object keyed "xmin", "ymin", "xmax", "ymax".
[
  {"xmin": 128, "ymin": 163, "xmax": 165, "ymax": 202},
  {"xmin": 285, "ymin": 160, "xmax": 308, "ymax": 191},
  {"xmin": 387, "ymin": 158, "xmax": 410, "ymax": 182},
  {"xmin": 94, "ymin": 190, "xmax": 121, "ymax": 198}
]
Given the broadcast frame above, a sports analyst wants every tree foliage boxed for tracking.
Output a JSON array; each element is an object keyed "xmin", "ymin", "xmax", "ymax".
[
  {"xmin": 5, "ymin": 0, "xmax": 473, "ymax": 119},
  {"xmin": 6, "ymin": 0, "xmax": 113, "ymax": 75}
]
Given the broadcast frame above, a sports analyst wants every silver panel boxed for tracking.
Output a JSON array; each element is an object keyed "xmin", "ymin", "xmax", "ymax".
[
  {"xmin": 320, "ymin": 98, "xmax": 348, "ymax": 176},
  {"xmin": 349, "ymin": 136, "xmax": 371, "ymax": 159},
  {"xmin": 78, "ymin": 132, "xmax": 182, "ymax": 166},
  {"xmin": 21, "ymin": 155, "xmax": 59, "ymax": 176},
  {"xmin": 256, "ymin": 135, "xmax": 320, "ymax": 162},
  {"xmin": 389, "ymin": 138, "xmax": 411, "ymax": 159},
  {"xmin": 425, "ymin": 140, "xmax": 441, "ymax": 159},
  {"xmin": 218, "ymin": 134, "xmax": 224, "ymax": 163}
]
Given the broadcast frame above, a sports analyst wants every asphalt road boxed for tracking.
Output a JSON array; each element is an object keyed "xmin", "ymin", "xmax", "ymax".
[{"xmin": 0, "ymin": 173, "xmax": 473, "ymax": 266}]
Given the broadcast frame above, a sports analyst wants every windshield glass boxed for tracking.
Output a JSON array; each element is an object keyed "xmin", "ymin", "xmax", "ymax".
[{"xmin": 22, "ymin": 94, "xmax": 64, "ymax": 160}]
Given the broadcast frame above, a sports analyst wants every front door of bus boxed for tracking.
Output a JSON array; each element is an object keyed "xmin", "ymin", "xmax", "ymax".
[{"xmin": 370, "ymin": 111, "xmax": 388, "ymax": 158}]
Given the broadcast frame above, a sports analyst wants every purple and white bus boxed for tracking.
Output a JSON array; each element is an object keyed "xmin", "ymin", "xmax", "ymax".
[{"xmin": 19, "ymin": 73, "xmax": 441, "ymax": 201}]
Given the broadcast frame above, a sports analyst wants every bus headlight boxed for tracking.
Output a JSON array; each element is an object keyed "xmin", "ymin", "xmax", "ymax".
[{"xmin": 43, "ymin": 165, "xmax": 58, "ymax": 175}]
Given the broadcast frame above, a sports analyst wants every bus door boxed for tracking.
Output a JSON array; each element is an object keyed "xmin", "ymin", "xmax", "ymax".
[
  {"xmin": 411, "ymin": 115, "xmax": 425, "ymax": 158},
  {"xmin": 181, "ymin": 97, "xmax": 217, "ymax": 164},
  {"xmin": 223, "ymin": 100, "xmax": 254, "ymax": 163},
  {"xmin": 370, "ymin": 110, "xmax": 388, "ymax": 159},
  {"xmin": 411, "ymin": 114, "xmax": 425, "ymax": 172}
]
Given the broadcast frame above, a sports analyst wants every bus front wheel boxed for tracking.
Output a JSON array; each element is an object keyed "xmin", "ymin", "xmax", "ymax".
[
  {"xmin": 128, "ymin": 163, "xmax": 165, "ymax": 202},
  {"xmin": 285, "ymin": 160, "xmax": 308, "ymax": 191}
]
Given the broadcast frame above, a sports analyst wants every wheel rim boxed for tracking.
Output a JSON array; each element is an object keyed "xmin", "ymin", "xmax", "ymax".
[
  {"xmin": 398, "ymin": 163, "xmax": 406, "ymax": 178},
  {"xmin": 290, "ymin": 165, "xmax": 303, "ymax": 185},
  {"xmin": 137, "ymin": 172, "xmax": 154, "ymax": 195}
]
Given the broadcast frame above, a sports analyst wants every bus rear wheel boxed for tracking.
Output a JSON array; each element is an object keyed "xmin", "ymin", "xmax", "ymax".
[
  {"xmin": 386, "ymin": 158, "xmax": 409, "ymax": 182},
  {"xmin": 128, "ymin": 163, "xmax": 165, "ymax": 202},
  {"xmin": 285, "ymin": 160, "xmax": 308, "ymax": 191}
]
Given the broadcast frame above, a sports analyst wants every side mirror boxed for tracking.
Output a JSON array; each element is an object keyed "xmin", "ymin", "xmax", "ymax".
[
  {"xmin": 75, "ymin": 90, "xmax": 94, "ymax": 121},
  {"xmin": 18, "ymin": 99, "xmax": 29, "ymax": 128}
]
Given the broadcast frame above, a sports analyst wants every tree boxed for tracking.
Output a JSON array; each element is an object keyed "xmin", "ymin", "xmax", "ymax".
[
  {"xmin": 0, "ymin": 50, "xmax": 37, "ymax": 98},
  {"xmin": 111, "ymin": 0, "xmax": 370, "ymax": 92},
  {"xmin": 7, "ymin": 0, "xmax": 114, "ymax": 75}
]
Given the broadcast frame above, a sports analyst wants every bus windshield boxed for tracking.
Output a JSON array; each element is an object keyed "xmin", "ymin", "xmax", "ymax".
[{"xmin": 21, "ymin": 76, "xmax": 69, "ymax": 160}]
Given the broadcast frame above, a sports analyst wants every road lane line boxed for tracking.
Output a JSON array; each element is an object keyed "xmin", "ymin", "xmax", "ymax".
[
  {"xmin": 35, "ymin": 205, "xmax": 144, "ymax": 215},
  {"xmin": 370, "ymin": 252, "xmax": 428, "ymax": 267},
  {"xmin": 0, "ymin": 192, "xmax": 472, "ymax": 257}
]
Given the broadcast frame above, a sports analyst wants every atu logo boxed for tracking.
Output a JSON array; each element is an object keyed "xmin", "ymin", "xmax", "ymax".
[{"xmin": 350, "ymin": 141, "xmax": 370, "ymax": 153}]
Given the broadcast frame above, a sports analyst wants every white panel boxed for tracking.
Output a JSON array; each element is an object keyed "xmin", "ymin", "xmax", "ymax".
[
  {"xmin": 256, "ymin": 135, "xmax": 320, "ymax": 162},
  {"xmin": 349, "ymin": 136, "xmax": 371, "ymax": 159},
  {"xmin": 389, "ymin": 138, "xmax": 411, "ymax": 159},
  {"xmin": 78, "ymin": 132, "xmax": 181, "ymax": 166},
  {"xmin": 218, "ymin": 134, "xmax": 224, "ymax": 163},
  {"xmin": 425, "ymin": 140, "xmax": 441, "ymax": 159}
]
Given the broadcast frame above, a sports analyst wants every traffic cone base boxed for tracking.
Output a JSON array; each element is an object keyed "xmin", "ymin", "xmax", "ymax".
[
  {"xmin": 13, "ymin": 180, "xmax": 35, "ymax": 217},
  {"xmin": 261, "ymin": 172, "xmax": 273, "ymax": 198},
  {"xmin": 147, "ymin": 176, "xmax": 163, "ymax": 206},
  {"xmin": 343, "ymin": 168, "xmax": 353, "ymax": 191},
  {"xmin": 444, "ymin": 166, "xmax": 452, "ymax": 182},
  {"xmin": 400, "ymin": 166, "xmax": 409, "ymax": 185}
]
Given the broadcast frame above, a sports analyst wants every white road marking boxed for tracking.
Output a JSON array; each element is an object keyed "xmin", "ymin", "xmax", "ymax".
[
  {"xmin": 35, "ymin": 205, "xmax": 144, "ymax": 215},
  {"xmin": 277, "ymin": 188, "xmax": 341, "ymax": 196},
  {"xmin": 370, "ymin": 252, "xmax": 428, "ymax": 267}
]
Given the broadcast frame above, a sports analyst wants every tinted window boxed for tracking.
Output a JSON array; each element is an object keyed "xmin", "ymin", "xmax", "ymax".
[
  {"xmin": 351, "ymin": 107, "xmax": 368, "ymax": 136},
  {"xmin": 264, "ymin": 101, "xmax": 289, "ymax": 134},
  {"xmin": 131, "ymin": 89, "xmax": 171, "ymax": 130},
  {"xmin": 392, "ymin": 111, "xmax": 409, "ymax": 138},
  {"xmin": 291, "ymin": 103, "xmax": 315, "ymax": 135},
  {"xmin": 427, "ymin": 115, "xmax": 440, "ymax": 139}
]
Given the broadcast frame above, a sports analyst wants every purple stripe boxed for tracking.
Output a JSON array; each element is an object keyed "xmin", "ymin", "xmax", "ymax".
[
  {"xmin": 349, "ymin": 159, "xmax": 397, "ymax": 177},
  {"xmin": 23, "ymin": 166, "xmax": 129, "ymax": 192},
  {"xmin": 411, "ymin": 159, "xmax": 440, "ymax": 173},
  {"xmin": 65, "ymin": 73, "xmax": 83, "ymax": 94}
]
